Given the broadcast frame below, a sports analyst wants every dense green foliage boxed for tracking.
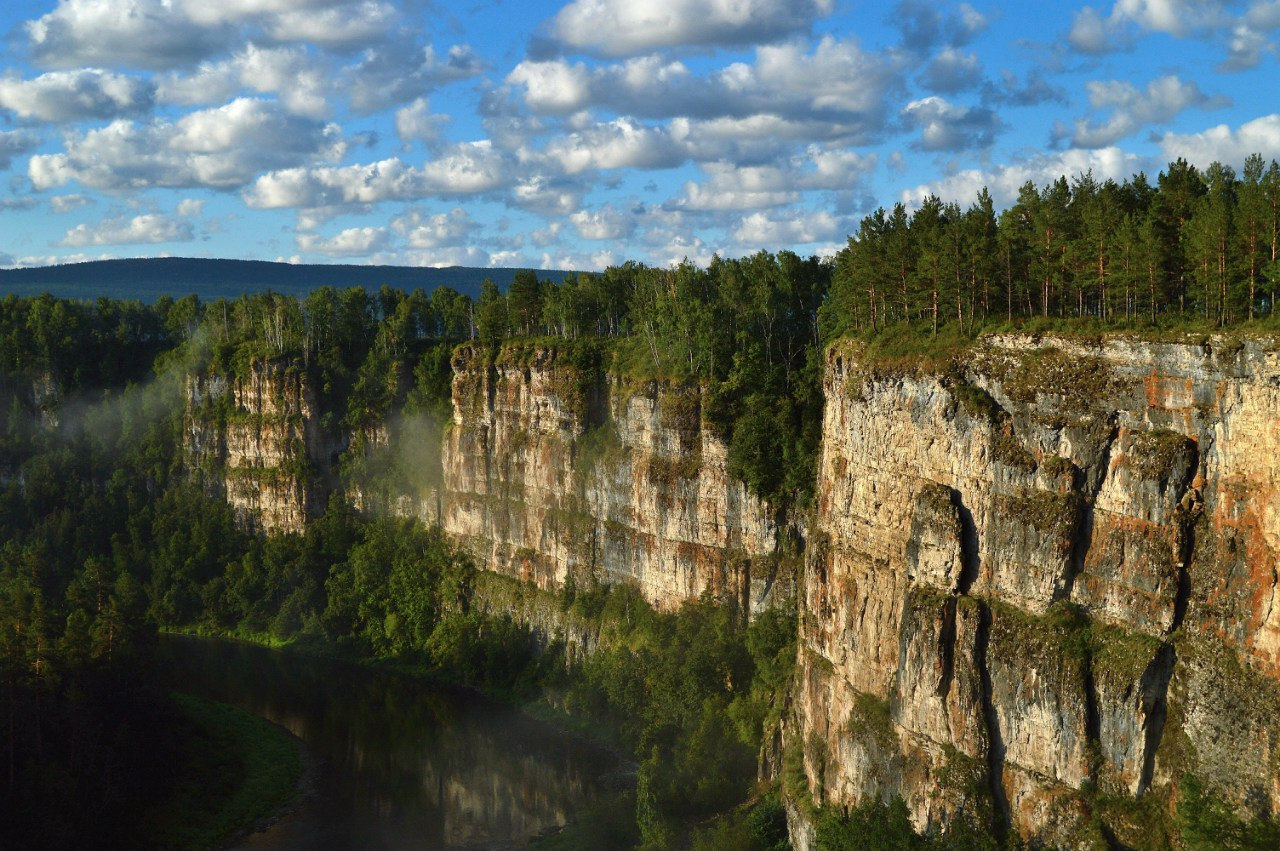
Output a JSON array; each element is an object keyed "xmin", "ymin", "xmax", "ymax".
[
  {"xmin": 826, "ymin": 156, "xmax": 1280, "ymax": 336},
  {"xmin": 7, "ymin": 152, "xmax": 1280, "ymax": 849},
  {"xmin": 145, "ymin": 694, "xmax": 302, "ymax": 850}
]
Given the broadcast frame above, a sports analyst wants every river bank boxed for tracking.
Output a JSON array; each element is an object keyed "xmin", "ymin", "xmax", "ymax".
[{"xmin": 144, "ymin": 693, "xmax": 304, "ymax": 850}]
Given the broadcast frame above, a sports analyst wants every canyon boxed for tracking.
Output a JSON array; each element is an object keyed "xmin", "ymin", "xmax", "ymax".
[{"xmin": 184, "ymin": 333, "xmax": 1280, "ymax": 845}]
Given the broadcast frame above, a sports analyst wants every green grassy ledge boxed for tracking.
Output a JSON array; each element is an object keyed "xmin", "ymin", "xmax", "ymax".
[{"xmin": 144, "ymin": 693, "xmax": 303, "ymax": 851}]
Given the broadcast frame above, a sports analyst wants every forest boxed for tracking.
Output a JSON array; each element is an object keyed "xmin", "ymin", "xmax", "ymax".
[{"xmin": 3, "ymin": 154, "xmax": 1280, "ymax": 849}]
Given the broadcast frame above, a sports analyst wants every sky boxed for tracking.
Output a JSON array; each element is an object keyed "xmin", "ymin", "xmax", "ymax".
[{"xmin": 0, "ymin": 0, "xmax": 1278, "ymax": 272}]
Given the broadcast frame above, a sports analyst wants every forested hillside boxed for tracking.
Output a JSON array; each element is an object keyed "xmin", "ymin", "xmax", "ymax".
[{"xmin": 3, "ymin": 154, "xmax": 1280, "ymax": 850}]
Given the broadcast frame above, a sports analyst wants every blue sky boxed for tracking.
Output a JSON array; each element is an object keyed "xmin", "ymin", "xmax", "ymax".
[{"xmin": 0, "ymin": 0, "xmax": 1278, "ymax": 271}]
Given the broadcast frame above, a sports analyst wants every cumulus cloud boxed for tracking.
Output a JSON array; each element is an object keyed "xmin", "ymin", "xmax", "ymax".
[
  {"xmin": 1159, "ymin": 114, "xmax": 1280, "ymax": 167},
  {"xmin": 901, "ymin": 97, "xmax": 1002, "ymax": 151},
  {"xmin": 380, "ymin": 245, "xmax": 493, "ymax": 267},
  {"xmin": 49, "ymin": 194, "xmax": 93, "ymax": 213},
  {"xmin": 297, "ymin": 225, "xmax": 390, "ymax": 256},
  {"xmin": 26, "ymin": 0, "xmax": 232, "ymax": 69},
  {"xmin": 570, "ymin": 205, "xmax": 635, "ymax": 240},
  {"xmin": 0, "ymin": 70, "xmax": 155, "ymax": 123},
  {"xmin": 918, "ymin": 48, "xmax": 983, "ymax": 94},
  {"xmin": 177, "ymin": 198, "xmax": 206, "ymax": 217},
  {"xmin": 158, "ymin": 44, "xmax": 330, "ymax": 117},
  {"xmin": 674, "ymin": 147, "xmax": 875, "ymax": 211},
  {"xmin": 24, "ymin": 0, "xmax": 398, "ymax": 69},
  {"xmin": 391, "ymin": 207, "xmax": 480, "ymax": 248},
  {"xmin": 551, "ymin": 0, "xmax": 833, "ymax": 57},
  {"xmin": 1065, "ymin": 75, "xmax": 1229, "ymax": 148},
  {"xmin": 61, "ymin": 213, "xmax": 194, "ymax": 246},
  {"xmin": 731, "ymin": 209, "xmax": 841, "ymax": 247},
  {"xmin": 342, "ymin": 42, "xmax": 481, "ymax": 114},
  {"xmin": 983, "ymin": 69, "xmax": 1067, "ymax": 107},
  {"xmin": 542, "ymin": 119, "xmax": 688, "ymax": 174},
  {"xmin": 511, "ymin": 175, "xmax": 583, "ymax": 216},
  {"xmin": 900, "ymin": 146, "xmax": 1147, "ymax": 208},
  {"xmin": 0, "ymin": 130, "xmax": 41, "ymax": 170},
  {"xmin": 261, "ymin": 1, "xmax": 398, "ymax": 49},
  {"xmin": 245, "ymin": 141, "xmax": 510, "ymax": 208},
  {"xmin": 893, "ymin": 0, "xmax": 988, "ymax": 52},
  {"xmin": 395, "ymin": 98, "xmax": 449, "ymax": 144},
  {"xmin": 507, "ymin": 37, "xmax": 904, "ymax": 147},
  {"xmin": 30, "ymin": 98, "xmax": 343, "ymax": 191},
  {"xmin": 1067, "ymin": 0, "xmax": 1251, "ymax": 60}
]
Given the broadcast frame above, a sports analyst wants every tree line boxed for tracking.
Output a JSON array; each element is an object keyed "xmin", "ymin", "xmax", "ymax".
[{"xmin": 825, "ymin": 156, "xmax": 1280, "ymax": 336}]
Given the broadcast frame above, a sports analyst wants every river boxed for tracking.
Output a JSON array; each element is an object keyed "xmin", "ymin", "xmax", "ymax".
[{"xmin": 161, "ymin": 637, "xmax": 620, "ymax": 850}]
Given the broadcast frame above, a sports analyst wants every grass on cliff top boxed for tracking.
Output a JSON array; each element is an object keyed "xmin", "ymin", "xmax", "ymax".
[
  {"xmin": 832, "ymin": 314, "xmax": 1280, "ymax": 377},
  {"xmin": 142, "ymin": 693, "xmax": 301, "ymax": 850}
]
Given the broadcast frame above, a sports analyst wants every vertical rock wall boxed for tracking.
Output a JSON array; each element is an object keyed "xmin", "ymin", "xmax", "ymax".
[
  {"xmin": 440, "ymin": 343, "xmax": 787, "ymax": 612},
  {"xmin": 184, "ymin": 359, "xmax": 325, "ymax": 534},
  {"xmin": 790, "ymin": 335, "xmax": 1280, "ymax": 846}
]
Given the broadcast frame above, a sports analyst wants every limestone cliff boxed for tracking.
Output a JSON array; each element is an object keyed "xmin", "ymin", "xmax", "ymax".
[
  {"xmin": 789, "ymin": 334, "xmax": 1280, "ymax": 846},
  {"xmin": 440, "ymin": 343, "xmax": 787, "ymax": 612},
  {"xmin": 184, "ymin": 358, "xmax": 326, "ymax": 533}
]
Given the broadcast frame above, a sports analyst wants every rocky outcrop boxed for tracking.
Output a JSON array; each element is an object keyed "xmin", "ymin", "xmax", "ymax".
[
  {"xmin": 788, "ymin": 334, "xmax": 1280, "ymax": 845},
  {"xmin": 184, "ymin": 359, "xmax": 326, "ymax": 533},
  {"xmin": 441, "ymin": 343, "xmax": 788, "ymax": 613}
]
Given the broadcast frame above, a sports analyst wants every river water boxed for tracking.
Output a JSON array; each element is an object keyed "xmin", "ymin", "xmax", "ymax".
[{"xmin": 160, "ymin": 637, "xmax": 619, "ymax": 850}]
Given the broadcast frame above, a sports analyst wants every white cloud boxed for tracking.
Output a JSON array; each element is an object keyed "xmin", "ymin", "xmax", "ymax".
[
  {"xmin": 30, "ymin": 98, "xmax": 343, "ymax": 191},
  {"xmin": 507, "ymin": 37, "xmax": 903, "ymax": 149},
  {"xmin": 161, "ymin": 44, "xmax": 330, "ymax": 117},
  {"xmin": 506, "ymin": 61, "xmax": 593, "ymax": 114},
  {"xmin": 1110, "ymin": 0, "xmax": 1228, "ymax": 37},
  {"xmin": 0, "ymin": 130, "xmax": 40, "ymax": 170},
  {"xmin": 49, "ymin": 194, "xmax": 93, "ymax": 213},
  {"xmin": 262, "ymin": 1, "xmax": 398, "ymax": 49},
  {"xmin": 245, "ymin": 142, "xmax": 510, "ymax": 209},
  {"xmin": 395, "ymin": 98, "xmax": 449, "ymax": 143},
  {"xmin": 901, "ymin": 96, "xmax": 1002, "ymax": 151},
  {"xmin": 918, "ymin": 48, "xmax": 983, "ymax": 94},
  {"xmin": 24, "ymin": 0, "xmax": 398, "ymax": 69},
  {"xmin": 511, "ymin": 175, "xmax": 583, "ymax": 216},
  {"xmin": 26, "ymin": 0, "xmax": 231, "ymax": 69},
  {"xmin": 1066, "ymin": 75, "xmax": 1229, "ymax": 148},
  {"xmin": 570, "ymin": 206, "xmax": 635, "ymax": 240},
  {"xmin": 1159, "ymin": 114, "xmax": 1280, "ymax": 167},
  {"xmin": 177, "ymin": 198, "xmax": 206, "ymax": 217},
  {"xmin": 392, "ymin": 207, "xmax": 479, "ymax": 248},
  {"xmin": 674, "ymin": 147, "xmax": 874, "ymax": 211},
  {"xmin": 61, "ymin": 213, "xmax": 194, "ymax": 246},
  {"xmin": 0, "ymin": 70, "xmax": 154, "ymax": 123},
  {"xmin": 342, "ymin": 42, "xmax": 480, "ymax": 114},
  {"xmin": 542, "ymin": 119, "xmax": 687, "ymax": 174},
  {"xmin": 386, "ymin": 245, "xmax": 494, "ymax": 267},
  {"xmin": 732, "ymin": 209, "xmax": 841, "ymax": 247},
  {"xmin": 297, "ymin": 225, "xmax": 390, "ymax": 256},
  {"xmin": 551, "ymin": 0, "xmax": 833, "ymax": 56},
  {"xmin": 900, "ymin": 146, "xmax": 1147, "ymax": 208}
]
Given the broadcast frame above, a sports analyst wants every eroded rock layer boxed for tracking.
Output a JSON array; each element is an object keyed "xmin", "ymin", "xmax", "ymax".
[
  {"xmin": 440, "ymin": 344, "xmax": 785, "ymax": 612},
  {"xmin": 790, "ymin": 335, "xmax": 1280, "ymax": 846}
]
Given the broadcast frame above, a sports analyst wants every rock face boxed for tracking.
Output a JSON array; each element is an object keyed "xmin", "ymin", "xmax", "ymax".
[
  {"xmin": 184, "ymin": 335, "xmax": 1280, "ymax": 846},
  {"xmin": 440, "ymin": 343, "xmax": 785, "ymax": 612},
  {"xmin": 789, "ymin": 335, "xmax": 1280, "ymax": 846},
  {"xmin": 185, "ymin": 359, "xmax": 326, "ymax": 534}
]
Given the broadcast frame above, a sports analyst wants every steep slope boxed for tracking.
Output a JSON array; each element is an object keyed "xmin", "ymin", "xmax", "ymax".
[
  {"xmin": 440, "ymin": 342, "xmax": 788, "ymax": 612},
  {"xmin": 789, "ymin": 334, "xmax": 1280, "ymax": 846}
]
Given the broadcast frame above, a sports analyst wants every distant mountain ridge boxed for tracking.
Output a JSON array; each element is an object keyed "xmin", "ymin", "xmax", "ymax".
[{"xmin": 0, "ymin": 257, "xmax": 579, "ymax": 302}]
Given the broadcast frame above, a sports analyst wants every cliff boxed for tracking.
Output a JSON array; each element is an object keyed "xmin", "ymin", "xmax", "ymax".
[
  {"xmin": 182, "ymin": 333, "xmax": 1280, "ymax": 846},
  {"xmin": 184, "ymin": 358, "xmax": 328, "ymax": 533},
  {"xmin": 440, "ymin": 343, "xmax": 787, "ymax": 613},
  {"xmin": 789, "ymin": 334, "xmax": 1280, "ymax": 846}
]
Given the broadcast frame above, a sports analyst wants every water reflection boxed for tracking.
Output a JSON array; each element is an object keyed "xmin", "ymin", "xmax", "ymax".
[{"xmin": 161, "ymin": 637, "xmax": 615, "ymax": 850}]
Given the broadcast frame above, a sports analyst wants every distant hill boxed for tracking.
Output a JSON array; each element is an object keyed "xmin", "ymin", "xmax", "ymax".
[{"xmin": 0, "ymin": 257, "xmax": 580, "ymax": 303}]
